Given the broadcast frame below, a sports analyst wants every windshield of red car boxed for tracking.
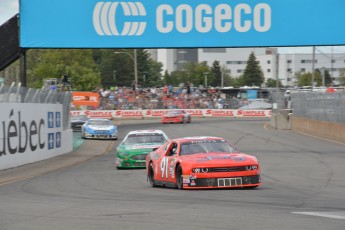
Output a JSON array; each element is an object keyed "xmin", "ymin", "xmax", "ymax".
[
  {"xmin": 124, "ymin": 133, "xmax": 167, "ymax": 144},
  {"xmin": 180, "ymin": 140, "xmax": 237, "ymax": 155}
]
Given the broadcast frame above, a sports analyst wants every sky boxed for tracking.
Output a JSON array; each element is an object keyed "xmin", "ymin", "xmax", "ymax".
[{"xmin": 1, "ymin": 0, "xmax": 345, "ymax": 54}]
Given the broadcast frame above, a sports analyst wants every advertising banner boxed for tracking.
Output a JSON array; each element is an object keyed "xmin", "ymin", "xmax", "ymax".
[
  {"xmin": 70, "ymin": 109, "xmax": 271, "ymax": 118},
  {"xmin": 72, "ymin": 92, "xmax": 100, "ymax": 107},
  {"xmin": 0, "ymin": 103, "xmax": 72, "ymax": 170},
  {"xmin": 20, "ymin": 0, "xmax": 345, "ymax": 48}
]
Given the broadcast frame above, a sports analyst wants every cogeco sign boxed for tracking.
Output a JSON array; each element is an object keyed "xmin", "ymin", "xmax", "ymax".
[
  {"xmin": 93, "ymin": 2, "xmax": 271, "ymax": 36},
  {"xmin": 20, "ymin": 0, "xmax": 345, "ymax": 48},
  {"xmin": 156, "ymin": 3, "xmax": 271, "ymax": 33}
]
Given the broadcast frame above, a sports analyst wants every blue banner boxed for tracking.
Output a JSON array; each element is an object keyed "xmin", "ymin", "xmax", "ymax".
[{"xmin": 20, "ymin": 0, "xmax": 345, "ymax": 48}]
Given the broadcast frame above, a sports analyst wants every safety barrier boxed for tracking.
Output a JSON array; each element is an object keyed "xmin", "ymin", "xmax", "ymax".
[{"xmin": 70, "ymin": 109, "xmax": 272, "ymax": 119}]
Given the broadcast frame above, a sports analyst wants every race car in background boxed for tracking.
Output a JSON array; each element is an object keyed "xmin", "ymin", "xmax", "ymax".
[
  {"xmin": 70, "ymin": 115, "xmax": 89, "ymax": 132},
  {"xmin": 116, "ymin": 130, "xmax": 169, "ymax": 169},
  {"xmin": 161, "ymin": 110, "xmax": 191, "ymax": 124},
  {"xmin": 81, "ymin": 118, "xmax": 118, "ymax": 140},
  {"xmin": 146, "ymin": 136, "xmax": 261, "ymax": 189}
]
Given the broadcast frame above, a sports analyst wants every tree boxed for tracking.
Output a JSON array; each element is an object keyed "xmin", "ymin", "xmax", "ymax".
[
  {"xmin": 266, "ymin": 78, "xmax": 282, "ymax": 88},
  {"xmin": 183, "ymin": 61, "xmax": 212, "ymax": 87},
  {"xmin": 169, "ymin": 71, "xmax": 189, "ymax": 86},
  {"xmin": 338, "ymin": 68, "xmax": 345, "ymax": 86},
  {"xmin": 324, "ymin": 69, "xmax": 332, "ymax": 86},
  {"xmin": 27, "ymin": 49, "xmax": 101, "ymax": 91},
  {"xmin": 297, "ymin": 71, "xmax": 322, "ymax": 87},
  {"xmin": 144, "ymin": 59, "xmax": 163, "ymax": 87},
  {"xmin": 242, "ymin": 52, "xmax": 264, "ymax": 87},
  {"xmin": 162, "ymin": 70, "xmax": 172, "ymax": 85},
  {"xmin": 233, "ymin": 75, "xmax": 245, "ymax": 87},
  {"xmin": 110, "ymin": 49, "xmax": 162, "ymax": 88},
  {"xmin": 210, "ymin": 61, "xmax": 221, "ymax": 87}
]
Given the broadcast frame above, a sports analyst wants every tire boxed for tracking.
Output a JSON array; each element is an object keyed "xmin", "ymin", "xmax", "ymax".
[
  {"xmin": 244, "ymin": 185, "xmax": 258, "ymax": 189},
  {"xmin": 187, "ymin": 117, "xmax": 191, "ymax": 123},
  {"xmin": 176, "ymin": 165, "xmax": 183, "ymax": 189},
  {"xmin": 181, "ymin": 117, "xmax": 185, "ymax": 123},
  {"xmin": 148, "ymin": 162, "xmax": 156, "ymax": 187}
]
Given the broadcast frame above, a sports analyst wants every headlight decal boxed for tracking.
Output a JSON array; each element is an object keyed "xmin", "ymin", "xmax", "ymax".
[{"xmin": 192, "ymin": 165, "xmax": 259, "ymax": 173}]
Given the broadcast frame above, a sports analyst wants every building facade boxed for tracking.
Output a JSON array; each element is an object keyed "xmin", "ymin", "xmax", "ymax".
[{"xmin": 150, "ymin": 48, "xmax": 345, "ymax": 86}]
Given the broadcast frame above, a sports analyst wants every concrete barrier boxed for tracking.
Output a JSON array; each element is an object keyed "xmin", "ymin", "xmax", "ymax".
[
  {"xmin": 0, "ymin": 103, "xmax": 73, "ymax": 170},
  {"xmin": 270, "ymin": 109, "xmax": 292, "ymax": 130},
  {"xmin": 291, "ymin": 116, "xmax": 345, "ymax": 144}
]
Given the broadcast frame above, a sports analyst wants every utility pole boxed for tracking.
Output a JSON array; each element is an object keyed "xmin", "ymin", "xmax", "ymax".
[
  {"xmin": 331, "ymin": 46, "xmax": 334, "ymax": 85},
  {"xmin": 311, "ymin": 46, "xmax": 315, "ymax": 91},
  {"xmin": 134, "ymin": 49, "xmax": 138, "ymax": 90},
  {"xmin": 114, "ymin": 49, "xmax": 138, "ymax": 90}
]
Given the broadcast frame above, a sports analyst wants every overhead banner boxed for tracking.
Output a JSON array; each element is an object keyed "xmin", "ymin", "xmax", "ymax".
[{"xmin": 20, "ymin": 0, "xmax": 345, "ymax": 48}]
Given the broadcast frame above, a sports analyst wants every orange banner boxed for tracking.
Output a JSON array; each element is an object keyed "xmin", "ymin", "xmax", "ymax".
[{"xmin": 72, "ymin": 92, "xmax": 99, "ymax": 107}]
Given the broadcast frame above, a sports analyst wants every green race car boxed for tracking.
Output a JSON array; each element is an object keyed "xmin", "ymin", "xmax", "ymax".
[{"xmin": 115, "ymin": 130, "xmax": 169, "ymax": 169}]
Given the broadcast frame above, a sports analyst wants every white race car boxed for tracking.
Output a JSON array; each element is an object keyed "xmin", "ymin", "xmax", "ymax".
[{"xmin": 81, "ymin": 118, "xmax": 118, "ymax": 140}]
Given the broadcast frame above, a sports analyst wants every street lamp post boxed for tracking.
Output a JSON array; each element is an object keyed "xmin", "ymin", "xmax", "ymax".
[
  {"xmin": 203, "ymin": 72, "xmax": 208, "ymax": 88},
  {"xmin": 114, "ymin": 49, "xmax": 138, "ymax": 90},
  {"xmin": 322, "ymin": 67, "xmax": 326, "ymax": 87}
]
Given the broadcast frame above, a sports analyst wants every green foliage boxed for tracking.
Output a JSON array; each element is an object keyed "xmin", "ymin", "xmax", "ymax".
[
  {"xmin": 166, "ymin": 62, "xmax": 211, "ymax": 87},
  {"xmin": 144, "ymin": 59, "xmax": 164, "ymax": 87},
  {"xmin": 185, "ymin": 61, "xmax": 212, "ymax": 87},
  {"xmin": 242, "ymin": 52, "xmax": 264, "ymax": 87},
  {"xmin": 297, "ymin": 71, "xmax": 322, "ymax": 87},
  {"xmin": 266, "ymin": 78, "xmax": 282, "ymax": 88},
  {"xmin": 169, "ymin": 71, "xmax": 188, "ymax": 86},
  {"xmin": 233, "ymin": 75, "xmax": 245, "ymax": 87},
  {"xmin": 338, "ymin": 69, "xmax": 345, "ymax": 86},
  {"xmin": 210, "ymin": 61, "xmax": 221, "ymax": 86},
  {"xmin": 323, "ymin": 69, "xmax": 333, "ymax": 86},
  {"xmin": 27, "ymin": 49, "xmax": 101, "ymax": 91},
  {"xmin": 111, "ymin": 49, "xmax": 163, "ymax": 88}
]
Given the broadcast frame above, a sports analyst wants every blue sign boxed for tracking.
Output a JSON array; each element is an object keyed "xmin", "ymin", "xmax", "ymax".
[
  {"xmin": 55, "ymin": 112, "xmax": 61, "ymax": 128},
  {"xmin": 247, "ymin": 90, "xmax": 257, "ymax": 99},
  {"xmin": 20, "ymin": 0, "xmax": 345, "ymax": 48},
  {"xmin": 56, "ymin": 132, "xmax": 61, "ymax": 148},
  {"xmin": 48, "ymin": 133, "xmax": 55, "ymax": 150},
  {"xmin": 48, "ymin": 112, "xmax": 54, "ymax": 128}
]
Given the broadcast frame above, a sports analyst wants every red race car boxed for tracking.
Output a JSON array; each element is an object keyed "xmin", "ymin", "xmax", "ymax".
[
  {"xmin": 161, "ymin": 110, "xmax": 191, "ymax": 124},
  {"xmin": 146, "ymin": 136, "xmax": 261, "ymax": 189}
]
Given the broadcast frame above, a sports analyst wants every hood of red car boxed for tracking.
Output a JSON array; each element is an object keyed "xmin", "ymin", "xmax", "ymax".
[{"xmin": 180, "ymin": 153, "xmax": 257, "ymax": 165}]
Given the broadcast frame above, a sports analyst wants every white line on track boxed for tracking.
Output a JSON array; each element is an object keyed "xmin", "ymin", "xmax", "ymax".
[{"xmin": 292, "ymin": 212, "xmax": 345, "ymax": 220}]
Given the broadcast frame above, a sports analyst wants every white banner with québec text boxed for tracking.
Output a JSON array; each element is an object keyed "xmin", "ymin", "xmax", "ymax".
[{"xmin": 0, "ymin": 103, "xmax": 73, "ymax": 170}]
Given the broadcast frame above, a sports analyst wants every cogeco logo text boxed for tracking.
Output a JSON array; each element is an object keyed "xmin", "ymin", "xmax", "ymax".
[{"xmin": 93, "ymin": 2, "xmax": 271, "ymax": 36}]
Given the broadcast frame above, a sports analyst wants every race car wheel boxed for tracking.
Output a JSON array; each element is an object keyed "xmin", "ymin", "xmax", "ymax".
[
  {"xmin": 148, "ymin": 162, "xmax": 156, "ymax": 187},
  {"xmin": 176, "ymin": 165, "xmax": 183, "ymax": 189},
  {"xmin": 244, "ymin": 185, "xmax": 258, "ymax": 189}
]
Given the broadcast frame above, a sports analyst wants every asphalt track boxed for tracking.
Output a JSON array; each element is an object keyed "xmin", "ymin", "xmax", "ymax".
[{"xmin": 0, "ymin": 118, "xmax": 344, "ymax": 230}]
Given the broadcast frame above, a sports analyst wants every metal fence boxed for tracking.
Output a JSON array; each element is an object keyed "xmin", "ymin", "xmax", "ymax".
[
  {"xmin": 291, "ymin": 92, "xmax": 345, "ymax": 124},
  {"xmin": 0, "ymin": 82, "xmax": 71, "ymax": 129}
]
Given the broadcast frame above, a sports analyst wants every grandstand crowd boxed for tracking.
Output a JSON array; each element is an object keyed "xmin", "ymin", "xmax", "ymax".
[{"xmin": 92, "ymin": 85, "xmax": 247, "ymax": 110}]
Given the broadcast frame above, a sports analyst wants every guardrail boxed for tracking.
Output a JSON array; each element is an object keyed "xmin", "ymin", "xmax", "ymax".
[
  {"xmin": 70, "ymin": 109, "xmax": 272, "ymax": 119},
  {"xmin": 0, "ymin": 82, "xmax": 71, "ymax": 130}
]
